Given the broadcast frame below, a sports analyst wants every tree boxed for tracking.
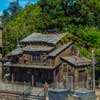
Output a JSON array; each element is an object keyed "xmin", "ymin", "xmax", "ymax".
[
  {"xmin": 2, "ymin": 0, "xmax": 100, "ymax": 57},
  {"xmin": 2, "ymin": 1, "xmax": 22, "ymax": 22}
]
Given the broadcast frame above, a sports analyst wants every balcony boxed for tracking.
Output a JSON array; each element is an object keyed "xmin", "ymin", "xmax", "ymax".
[
  {"xmin": 17, "ymin": 56, "xmax": 55, "ymax": 66},
  {"xmin": 4, "ymin": 61, "xmax": 56, "ymax": 69},
  {"xmin": 5, "ymin": 55, "xmax": 55, "ymax": 68}
]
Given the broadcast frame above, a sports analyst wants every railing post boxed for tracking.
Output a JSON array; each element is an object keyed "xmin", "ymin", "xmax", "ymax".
[
  {"xmin": 32, "ymin": 75, "xmax": 34, "ymax": 86},
  {"xmin": 44, "ymin": 82, "xmax": 49, "ymax": 99},
  {"xmin": 11, "ymin": 73, "xmax": 14, "ymax": 83}
]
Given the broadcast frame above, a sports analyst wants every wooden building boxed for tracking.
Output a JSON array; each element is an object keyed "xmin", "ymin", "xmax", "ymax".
[
  {"xmin": 61, "ymin": 56, "xmax": 91, "ymax": 89},
  {"xmin": 4, "ymin": 33, "xmax": 74, "ymax": 86},
  {"xmin": 4, "ymin": 32, "xmax": 91, "ymax": 88}
]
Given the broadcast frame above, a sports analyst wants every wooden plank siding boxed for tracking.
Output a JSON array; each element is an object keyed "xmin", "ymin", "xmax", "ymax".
[{"xmin": 54, "ymin": 46, "xmax": 73, "ymax": 66}]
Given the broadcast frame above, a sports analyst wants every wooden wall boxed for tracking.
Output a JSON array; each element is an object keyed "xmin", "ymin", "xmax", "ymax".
[{"xmin": 54, "ymin": 46, "xmax": 73, "ymax": 66}]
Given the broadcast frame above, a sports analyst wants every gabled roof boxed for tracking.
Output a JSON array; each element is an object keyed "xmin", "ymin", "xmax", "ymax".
[
  {"xmin": 61, "ymin": 56, "xmax": 91, "ymax": 67},
  {"xmin": 23, "ymin": 46, "xmax": 54, "ymax": 52},
  {"xmin": 20, "ymin": 33, "xmax": 68, "ymax": 44},
  {"xmin": 7, "ymin": 45, "xmax": 54, "ymax": 56},
  {"xmin": 48, "ymin": 41, "xmax": 74, "ymax": 58}
]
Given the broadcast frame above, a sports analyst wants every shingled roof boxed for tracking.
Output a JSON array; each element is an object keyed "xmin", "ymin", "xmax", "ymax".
[
  {"xmin": 20, "ymin": 33, "xmax": 68, "ymax": 44},
  {"xmin": 7, "ymin": 45, "xmax": 54, "ymax": 56},
  {"xmin": 61, "ymin": 56, "xmax": 91, "ymax": 67},
  {"xmin": 7, "ymin": 48, "xmax": 23, "ymax": 56},
  {"xmin": 48, "ymin": 41, "xmax": 74, "ymax": 58}
]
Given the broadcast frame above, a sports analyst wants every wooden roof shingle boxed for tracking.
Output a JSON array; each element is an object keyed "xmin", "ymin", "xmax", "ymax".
[
  {"xmin": 7, "ymin": 48, "xmax": 23, "ymax": 56},
  {"xmin": 48, "ymin": 41, "xmax": 74, "ymax": 58},
  {"xmin": 20, "ymin": 33, "xmax": 68, "ymax": 44},
  {"xmin": 61, "ymin": 56, "xmax": 91, "ymax": 67}
]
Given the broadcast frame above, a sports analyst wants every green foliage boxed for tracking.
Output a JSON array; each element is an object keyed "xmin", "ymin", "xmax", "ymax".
[
  {"xmin": 3, "ymin": 4, "xmax": 42, "ymax": 55},
  {"xmin": 2, "ymin": 2, "xmax": 22, "ymax": 22},
  {"xmin": 2, "ymin": 0, "xmax": 100, "ymax": 60},
  {"xmin": 95, "ymin": 49, "xmax": 100, "ymax": 61},
  {"xmin": 79, "ymin": 47, "xmax": 91, "ymax": 58},
  {"xmin": 75, "ymin": 26, "xmax": 100, "ymax": 48}
]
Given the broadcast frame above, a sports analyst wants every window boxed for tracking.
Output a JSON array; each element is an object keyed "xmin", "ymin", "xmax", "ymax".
[
  {"xmin": 32, "ymin": 55, "xmax": 36, "ymax": 61},
  {"xmin": 37, "ymin": 55, "xmax": 41, "ymax": 61},
  {"xmin": 32, "ymin": 54, "xmax": 41, "ymax": 63},
  {"xmin": 47, "ymin": 59, "xmax": 51, "ymax": 65}
]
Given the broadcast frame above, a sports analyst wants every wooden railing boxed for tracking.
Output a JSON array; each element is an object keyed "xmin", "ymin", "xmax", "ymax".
[{"xmin": 13, "ymin": 60, "xmax": 53, "ymax": 67}]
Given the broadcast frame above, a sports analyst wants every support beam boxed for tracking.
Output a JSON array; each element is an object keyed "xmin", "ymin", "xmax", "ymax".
[
  {"xmin": 53, "ymin": 70, "xmax": 56, "ymax": 83},
  {"xmin": 0, "ymin": 61, "xmax": 2, "ymax": 80},
  {"xmin": 32, "ymin": 75, "xmax": 34, "ymax": 86},
  {"xmin": 74, "ymin": 69, "xmax": 78, "ymax": 89},
  {"xmin": 92, "ymin": 49, "xmax": 96, "ymax": 91},
  {"xmin": 11, "ymin": 73, "xmax": 14, "ymax": 83}
]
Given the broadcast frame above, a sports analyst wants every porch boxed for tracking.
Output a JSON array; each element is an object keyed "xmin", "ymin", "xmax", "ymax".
[{"xmin": 5, "ymin": 66, "xmax": 59, "ymax": 87}]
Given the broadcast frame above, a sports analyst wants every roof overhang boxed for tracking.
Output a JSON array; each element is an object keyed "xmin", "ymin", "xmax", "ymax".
[
  {"xmin": 20, "ymin": 33, "xmax": 68, "ymax": 45},
  {"xmin": 4, "ymin": 62, "xmax": 61, "ymax": 70},
  {"xmin": 48, "ymin": 41, "xmax": 74, "ymax": 58},
  {"xmin": 61, "ymin": 56, "xmax": 91, "ymax": 68}
]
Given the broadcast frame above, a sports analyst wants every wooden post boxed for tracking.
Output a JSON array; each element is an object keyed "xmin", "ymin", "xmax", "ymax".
[
  {"xmin": 66, "ymin": 64, "xmax": 68, "ymax": 87},
  {"xmin": 11, "ymin": 73, "xmax": 14, "ymax": 83},
  {"xmin": 92, "ymin": 49, "xmax": 96, "ymax": 91},
  {"xmin": 75, "ymin": 69, "xmax": 78, "ymax": 89},
  {"xmin": 0, "ymin": 60, "xmax": 2, "ymax": 80},
  {"xmin": 86, "ymin": 67, "xmax": 90, "ymax": 89},
  {"xmin": 32, "ymin": 75, "xmax": 34, "ymax": 86},
  {"xmin": 53, "ymin": 70, "xmax": 56, "ymax": 83},
  {"xmin": 44, "ymin": 82, "xmax": 49, "ymax": 99}
]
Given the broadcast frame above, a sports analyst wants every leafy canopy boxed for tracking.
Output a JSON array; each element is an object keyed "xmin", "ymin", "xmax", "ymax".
[{"xmin": 2, "ymin": 0, "xmax": 100, "ymax": 59}]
